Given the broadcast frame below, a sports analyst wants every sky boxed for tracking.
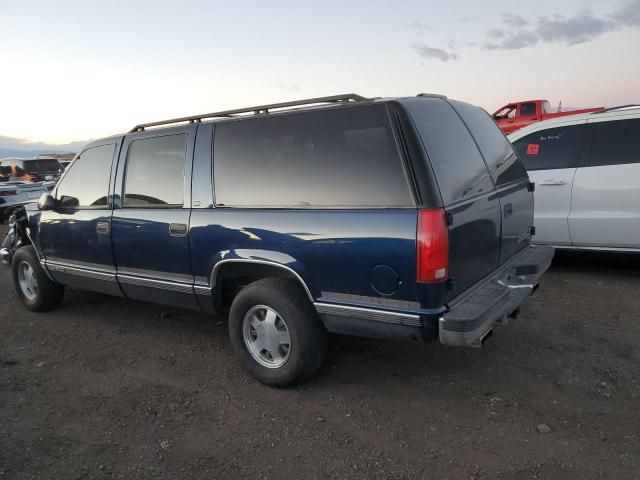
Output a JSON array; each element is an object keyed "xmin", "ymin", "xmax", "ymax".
[{"xmin": 0, "ymin": 0, "xmax": 639, "ymax": 146}]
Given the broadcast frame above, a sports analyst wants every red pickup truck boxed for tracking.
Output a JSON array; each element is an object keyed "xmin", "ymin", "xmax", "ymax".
[{"xmin": 492, "ymin": 99, "xmax": 604, "ymax": 134}]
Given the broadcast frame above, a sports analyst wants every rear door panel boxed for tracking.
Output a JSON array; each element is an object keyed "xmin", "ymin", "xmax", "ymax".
[
  {"xmin": 111, "ymin": 126, "xmax": 199, "ymax": 309},
  {"xmin": 527, "ymin": 168, "xmax": 575, "ymax": 245},
  {"xmin": 447, "ymin": 100, "xmax": 533, "ymax": 265}
]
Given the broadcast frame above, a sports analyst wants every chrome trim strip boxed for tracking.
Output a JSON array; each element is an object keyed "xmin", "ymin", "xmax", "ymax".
[
  {"xmin": 194, "ymin": 285, "xmax": 211, "ymax": 296},
  {"xmin": 46, "ymin": 262, "xmax": 117, "ymax": 282},
  {"xmin": 314, "ymin": 302, "xmax": 421, "ymax": 327},
  {"xmin": 115, "ymin": 266, "xmax": 193, "ymax": 283},
  {"xmin": 117, "ymin": 274, "xmax": 193, "ymax": 293},
  {"xmin": 320, "ymin": 291, "xmax": 420, "ymax": 309},
  {"xmin": 210, "ymin": 259, "xmax": 314, "ymax": 302},
  {"xmin": 46, "ymin": 257, "xmax": 117, "ymax": 273}
]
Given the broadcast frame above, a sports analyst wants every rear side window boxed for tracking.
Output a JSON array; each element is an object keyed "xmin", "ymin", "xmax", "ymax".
[
  {"xmin": 513, "ymin": 124, "xmax": 584, "ymax": 171},
  {"xmin": 404, "ymin": 98, "xmax": 493, "ymax": 204},
  {"xmin": 213, "ymin": 104, "xmax": 413, "ymax": 207},
  {"xmin": 449, "ymin": 100, "xmax": 528, "ymax": 186},
  {"xmin": 23, "ymin": 159, "xmax": 62, "ymax": 172},
  {"xmin": 589, "ymin": 118, "xmax": 640, "ymax": 167},
  {"xmin": 56, "ymin": 144, "xmax": 114, "ymax": 207},
  {"xmin": 520, "ymin": 102, "xmax": 536, "ymax": 116},
  {"xmin": 124, "ymin": 134, "xmax": 187, "ymax": 207}
]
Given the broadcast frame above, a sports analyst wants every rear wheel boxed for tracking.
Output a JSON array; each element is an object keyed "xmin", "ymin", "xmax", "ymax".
[
  {"xmin": 229, "ymin": 278, "xmax": 327, "ymax": 387},
  {"xmin": 12, "ymin": 246, "xmax": 64, "ymax": 312}
]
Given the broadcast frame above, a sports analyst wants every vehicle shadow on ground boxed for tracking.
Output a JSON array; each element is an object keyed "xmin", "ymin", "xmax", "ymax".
[{"xmin": 549, "ymin": 250, "xmax": 640, "ymax": 276}]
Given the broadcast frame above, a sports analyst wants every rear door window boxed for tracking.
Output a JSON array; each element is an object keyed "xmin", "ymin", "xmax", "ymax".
[
  {"xmin": 449, "ymin": 100, "xmax": 528, "ymax": 186},
  {"xmin": 588, "ymin": 118, "xmax": 640, "ymax": 167},
  {"xmin": 404, "ymin": 98, "xmax": 493, "ymax": 204},
  {"xmin": 213, "ymin": 104, "xmax": 413, "ymax": 207},
  {"xmin": 513, "ymin": 124, "xmax": 585, "ymax": 171},
  {"xmin": 124, "ymin": 134, "xmax": 187, "ymax": 207}
]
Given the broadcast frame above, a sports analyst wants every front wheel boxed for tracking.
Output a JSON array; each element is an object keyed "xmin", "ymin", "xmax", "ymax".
[
  {"xmin": 12, "ymin": 246, "xmax": 64, "ymax": 312},
  {"xmin": 229, "ymin": 278, "xmax": 327, "ymax": 387}
]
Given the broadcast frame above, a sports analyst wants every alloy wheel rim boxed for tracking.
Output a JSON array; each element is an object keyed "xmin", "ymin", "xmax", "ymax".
[
  {"xmin": 242, "ymin": 305, "xmax": 291, "ymax": 368},
  {"xmin": 17, "ymin": 261, "xmax": 38, "ymax": 301}
]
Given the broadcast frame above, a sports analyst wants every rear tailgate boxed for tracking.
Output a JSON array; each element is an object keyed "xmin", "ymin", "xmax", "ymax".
[{"xmin": 447, "ymin": 100, "xmax": 534, "ymax": 266}]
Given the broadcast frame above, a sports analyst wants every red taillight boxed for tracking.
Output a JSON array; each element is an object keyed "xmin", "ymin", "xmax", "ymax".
[
  {"xmin": 0, "ymin": 190, "xmax": 17, "ymax": 197},
  {"xmin": 417, "ymin": 209, "xmax": 449, "ymax": 283}
]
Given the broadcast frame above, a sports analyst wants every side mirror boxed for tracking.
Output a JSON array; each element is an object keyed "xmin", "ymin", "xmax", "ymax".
[{"xmin": 38, "ymin": 193, "xmax": 57, "ymax": 211}]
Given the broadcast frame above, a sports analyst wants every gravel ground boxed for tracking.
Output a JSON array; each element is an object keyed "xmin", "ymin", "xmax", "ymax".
[{"xmin": 1, "ymin": 235, "xmax": 640, "ymax": 479}]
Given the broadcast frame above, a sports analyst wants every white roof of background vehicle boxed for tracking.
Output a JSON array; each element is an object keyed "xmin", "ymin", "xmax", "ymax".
[{"xmin": 508, "ymin": 104, "xmax": 640, "ymax": 141}]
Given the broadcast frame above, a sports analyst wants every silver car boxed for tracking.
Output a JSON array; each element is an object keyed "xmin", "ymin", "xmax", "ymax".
[{"xmin": 0, "ymin": 181, "xmax": 55, "ymax": 221}]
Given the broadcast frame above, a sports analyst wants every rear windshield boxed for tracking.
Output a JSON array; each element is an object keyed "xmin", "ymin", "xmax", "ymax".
[
  {"xmin": 213, "ymin": 104, "xmax": 413, "ymax": 207},
  {"xmin": 448, "ymin": 100, "xmax": 528, "ymax": 186},
  {"xmin": 23, "ymin": 159, "xmax": 62, "ymax": 172},
  {"xmin": 403, "ymin": 98, "xmax": 493, "ymax": 204}
]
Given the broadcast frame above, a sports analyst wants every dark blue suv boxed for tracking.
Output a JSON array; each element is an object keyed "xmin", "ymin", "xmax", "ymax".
[{"xmin": 2, "ymin": 94, "xmax": 553, "ymax": 386}]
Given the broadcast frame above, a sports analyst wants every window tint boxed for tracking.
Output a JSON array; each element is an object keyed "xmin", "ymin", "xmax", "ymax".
[
  {"xmin": 124, "ymin": 134, "xmax": 187, "ymax": 207},
  {"xmin": 513, "ymin": 124, "xmax": 584, "ymax": 171},
  {"xmin": 213, "ymin": 104, "xmax": 413, "ymax": 207},
  {"xmin": 521, "ymin": 102, "xmax": 536, "ymax": 116},
  {"xmin": 449, "ymin": 100, "xmax": 528, "ymax": 186},
  {"xmin": 589, "ymin": 118, "xmax": 640, "ymax": 167},
  {"xmin": 56, "ymin": 144, "xmax": 114, "ymax": 207},
  {"xmin": 404, "ymin": 98, "xmax": 493, "ymax": 204}
]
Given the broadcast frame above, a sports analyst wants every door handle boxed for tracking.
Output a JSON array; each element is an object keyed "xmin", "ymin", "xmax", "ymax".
[
  {"xmin": 96, "ymin": 221, "xmax": 110, "ymax": 234},
  {"xmin": 169, "ymin": 223, "xmax": 188, "ymax": 236},
  {"xmin": 539, "ymin": 179, "xmax": 566, "ymax": 186}
]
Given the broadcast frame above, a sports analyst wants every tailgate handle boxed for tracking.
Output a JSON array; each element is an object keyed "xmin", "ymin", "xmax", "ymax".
[
  {"xmin": 169, "ymin": 223, "xmax": 188, "ymax": 236},
  {"xmin": 96, "ymin": 221, "xmax": 110, "ymax": 234},
  {"xmin": 504, "ymin": 203, "xmax": 513, "ymax": 218}
]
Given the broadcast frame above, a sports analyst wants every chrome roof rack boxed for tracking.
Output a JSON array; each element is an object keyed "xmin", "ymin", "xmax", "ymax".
[
  {"xmin": 130, "ymin": 93, "xmax": 371, "ymax": 132},
  {"xmin": 416, "ymin": 93, "xmax": 447, "ymax": 99},
  {"xmin": 592, "ymin": 104, "xmax": 640, "ymax": 114}
]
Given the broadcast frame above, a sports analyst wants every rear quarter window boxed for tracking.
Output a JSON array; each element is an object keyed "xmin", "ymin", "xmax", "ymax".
[
  {"xmin": 588, "ymin": 118, "xmax": 640, "ymax": 167},
  {"xmin": 213, "ymin": 104, "xmax": 413, "ymax": 207},
  {"xmin": 449, "ymin": 100, "xmax": 528, "ymax": 186},
  {"xmin": 403, "ymin": 98, "xmax": 493, "ymax": 205}
]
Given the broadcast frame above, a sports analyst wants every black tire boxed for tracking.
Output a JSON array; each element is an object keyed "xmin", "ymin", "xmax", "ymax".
[
  {"xmin": 12, "ymin": 246, "xmax": 64, "ymax": 312},
  {"xmin": 229, "ymin": 277, "xmax": 327, "ymax": 387}
]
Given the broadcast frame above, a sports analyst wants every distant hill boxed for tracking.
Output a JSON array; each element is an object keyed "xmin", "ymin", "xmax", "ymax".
[{"xmin": 0, "ymin": 135, "xmax": 87, "ymax": 159}]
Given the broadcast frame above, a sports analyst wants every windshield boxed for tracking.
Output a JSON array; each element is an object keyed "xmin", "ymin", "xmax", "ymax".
[{"xmin": 23, "ymin": 159, "xmax": 63, "ymax": 172}]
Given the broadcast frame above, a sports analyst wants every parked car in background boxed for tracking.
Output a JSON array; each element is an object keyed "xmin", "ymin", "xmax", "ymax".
[
  {"xmin": 1, "ymin": 93, "xmax": 553, "ymax": 386},
  {"xmin": 0, "ymin": 180, "xmax": 55, "ymax": 221},
  {"xmin": 0, "ymin": 157, "xmax": 64, "ymax": 182},
  {"xmin": 493, "ymin": 99, "xmax": 604, "ymax": 134},
  {"xmin": 510, "ymin": 105, "xmax": 640, "ymax": 251}
]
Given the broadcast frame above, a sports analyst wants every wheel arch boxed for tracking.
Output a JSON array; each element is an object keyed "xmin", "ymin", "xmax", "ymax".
[{"xmin": 211, "ymin": 258, "xmax": 316, "ymax": 308}]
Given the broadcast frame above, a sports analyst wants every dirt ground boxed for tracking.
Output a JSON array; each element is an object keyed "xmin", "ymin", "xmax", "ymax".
[{"xmin": 1, "ymin": 236, "xmax": 639, "ymax": 479}]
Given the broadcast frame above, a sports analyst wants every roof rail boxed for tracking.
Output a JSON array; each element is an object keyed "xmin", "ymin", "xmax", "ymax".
[
  {"xmin": 592, "ymin": 104, "xmax": 640, "ymax": 114},
  {"xmin": 416, "ymin": 93, "xmax": 447, "ymax": 99},
  {"xmin": 130, "ymin": 93, "xmax": 371, "ymax": 132}
]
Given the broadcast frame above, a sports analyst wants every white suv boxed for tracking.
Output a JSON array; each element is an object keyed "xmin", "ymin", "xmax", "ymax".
[{"xmin": 509, "ymin": 105, "xmax": 640, "ymax": 252}]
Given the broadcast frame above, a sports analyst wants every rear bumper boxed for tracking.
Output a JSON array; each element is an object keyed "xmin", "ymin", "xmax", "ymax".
[{"xmin": 438, "ymin": 245, "xmax": 554, "ymax": 347}]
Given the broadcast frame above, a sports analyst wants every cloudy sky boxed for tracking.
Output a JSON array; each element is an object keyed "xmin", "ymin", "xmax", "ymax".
[{"xmin": 1, "ymin": 0, "xmax": 639, "ymax": 145}]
